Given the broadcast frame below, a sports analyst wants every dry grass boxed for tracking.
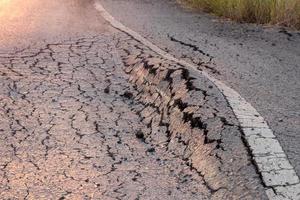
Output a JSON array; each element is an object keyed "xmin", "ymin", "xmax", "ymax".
[{"xmin": 185, "ymin": 0, "xmax": 300, "ymax": 29}]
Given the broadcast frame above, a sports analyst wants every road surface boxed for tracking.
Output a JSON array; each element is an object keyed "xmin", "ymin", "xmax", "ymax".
[
  {"xmin": 0, "ymin": 0, "xmax": 297, "ymax": 199},
  {"xmin": 100, "ymin": 0, "xmax": 300, "ymax": 178}
]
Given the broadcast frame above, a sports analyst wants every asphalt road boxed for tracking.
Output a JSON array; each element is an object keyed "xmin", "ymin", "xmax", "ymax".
[
  {"xmin": 0, "ymin": 0, "xmax": 108, "ymax": 52},
  {"xmin": 0, "ymin": 0, "xmax": 267, "ymax": 199},
  {"xmin": 100, "ymin": 0, "xmax": 300, "ymax": 177}
]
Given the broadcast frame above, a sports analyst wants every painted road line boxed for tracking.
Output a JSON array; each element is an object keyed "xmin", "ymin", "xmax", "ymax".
[{"xmin": 94, "ymin": 1, "xmax": 300, "ymax": 199}]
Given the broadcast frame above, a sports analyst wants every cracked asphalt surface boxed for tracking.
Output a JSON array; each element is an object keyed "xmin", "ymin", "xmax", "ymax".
[
  {"xmin": 100, "ymin": 0, "xmax": 300, "ymax": 177},
  {"xmin": 0, "ymin": 0, "xmax": 270, "ymax": 199},
  {"xmin": 0, "ymin": 34, "xmax": 219, "ymax": 199}
]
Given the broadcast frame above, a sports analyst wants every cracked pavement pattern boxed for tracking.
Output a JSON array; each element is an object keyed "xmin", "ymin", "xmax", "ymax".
[
  {"xmin": 0, "ymin": 35, "xmax": 214, "ymax": 199},
  {"xmin": 0, "ymin": 0, "xmax": 268, "ymax": 199},
  {"xmin": 100, "ymin": 0, "xmax": 300, "ymax": 177},
  {"xmin": 114, "ymin": 33, "xmax": 267, "ymax": 199},
  {"xmin": 0, "ymin": 32, "xmax": 266, "ymax": 199}
]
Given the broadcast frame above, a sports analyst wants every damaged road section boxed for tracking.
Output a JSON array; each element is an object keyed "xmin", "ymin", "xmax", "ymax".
[
  {"xmin": 95, "ymin": 2, "xmax": 300, "ymax": 198},
  {"xmin": 0, "ymin": 32, "xmax": 263, "ymax": 199},
  {"xmin": 0, "ymin": 35, "xmax": 234, "ymax": 199},
  {"xmin": 114, "ymin": 33, "xmax": 267, "ymax": 199},
  {"xmin": 0, "ymin": 30, "xmax": 267, "ymax": 199}
]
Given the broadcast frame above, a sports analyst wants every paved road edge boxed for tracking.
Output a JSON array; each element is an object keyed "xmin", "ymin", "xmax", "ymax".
[{"xmin": 94, "ymin": 1, "xmax": 300, "ymax": 199}]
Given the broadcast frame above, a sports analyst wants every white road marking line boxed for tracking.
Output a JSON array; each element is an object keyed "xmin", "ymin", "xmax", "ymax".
[{"xmin": 94, "ymin": 1, "xmax": 300, "ymax": 199}]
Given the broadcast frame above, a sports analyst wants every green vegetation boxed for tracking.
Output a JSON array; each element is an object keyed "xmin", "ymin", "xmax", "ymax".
[{"xmin": 185, "ymin": 0, "xmax": 300, "ymax": 29}]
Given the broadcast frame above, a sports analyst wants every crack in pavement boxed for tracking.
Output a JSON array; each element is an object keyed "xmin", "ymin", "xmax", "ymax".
[
  {"xmin": 0, "ymin": 34, "xmax": 242, "ymax": 199},
  {"xmin": 114, "ymin": 33, "xmax": 267, "ymax": 199},
  {"xmin": 1, "ymin": 2, "xmax": 294, "ymax": 198},
  {"xmin": 166, "ymin": 34, "xmax": 221, "ymax": 75},
  {"xmin": 94, "ymin": 2, "xmax": 300, "ymax": 198}
]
